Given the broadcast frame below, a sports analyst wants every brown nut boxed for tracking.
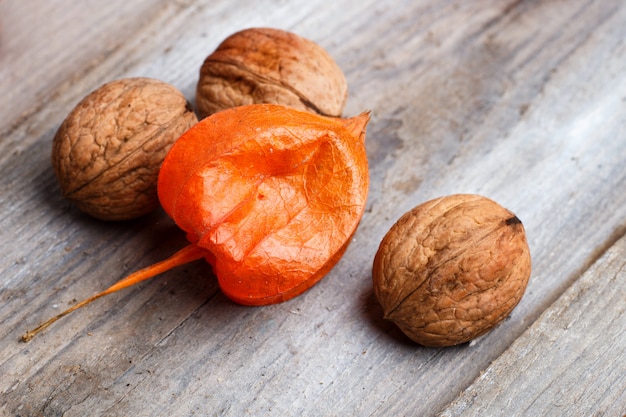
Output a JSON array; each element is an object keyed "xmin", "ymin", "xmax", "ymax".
[
  {"xmin": 52, "ymin": 77, "xmax": 198, "ymax": 221},
  {"xmin": 196, "ymin": 27, "xmax": 347, "ymax": 119},
  {"xmin": 372, "ymin": 194, "xmax": 531, "ymax": 347}
]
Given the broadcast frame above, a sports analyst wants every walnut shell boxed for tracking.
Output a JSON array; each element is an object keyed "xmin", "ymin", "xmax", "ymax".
[
  {"xmin": 196, "ymin": 27, "xmax": 347, "ymax": 119},
  {"xmin": 372, "ymin": 194, "xmax": 531, "ymax": 347},
  {"xmin": 52, "ymin": 77, "xmax": 198, "ymax": 221}
]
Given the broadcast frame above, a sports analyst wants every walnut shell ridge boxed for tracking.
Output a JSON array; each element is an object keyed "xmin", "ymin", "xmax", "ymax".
[
  {"xmin": 51, "ymin": 77, "xmax": 198, "ymax": 221},
  {"xmin": 196, "ymin": 27, "xmax": 348, "ymax": 119},
  {"xmin": 372, "ymin": 194, "xmax": 532, "ymax": 347}
]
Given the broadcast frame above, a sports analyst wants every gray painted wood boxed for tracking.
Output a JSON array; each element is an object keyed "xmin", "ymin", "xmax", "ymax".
[{"xmin": 1, "ymin": 0, "xmax": 625, "ymax": 416}]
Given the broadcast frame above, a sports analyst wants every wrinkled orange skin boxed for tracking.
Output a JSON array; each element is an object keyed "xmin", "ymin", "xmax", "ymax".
[{"xmin": 158, "ymin": 104, "xmax": 370, "ymax": 305}]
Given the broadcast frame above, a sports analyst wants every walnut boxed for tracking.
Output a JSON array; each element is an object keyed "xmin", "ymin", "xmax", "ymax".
[
  {"xmin": 372, "ymin": 194, "xmax": 531, "ymax": 347},
  {"xmin": 195, "ymin": 27, "xmax": 348, "ymax": 119},
  {"xmin": 51, "ymin": 77, "xmax": 198, "ymax": 221}
]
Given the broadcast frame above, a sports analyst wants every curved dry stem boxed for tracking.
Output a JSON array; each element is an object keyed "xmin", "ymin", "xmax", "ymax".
[{"xmin": 21, "ymin": 244, "xmax": 206, "ymax": 342}]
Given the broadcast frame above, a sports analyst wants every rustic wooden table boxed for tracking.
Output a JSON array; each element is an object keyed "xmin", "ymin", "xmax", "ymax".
[{"xmin": 1, "ymin": 1, "xmax": 625, "ymax": 416}]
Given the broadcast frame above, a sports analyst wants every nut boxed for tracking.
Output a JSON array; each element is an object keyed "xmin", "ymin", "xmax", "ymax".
[
  {"xmin": 52, "ymin": 77, "xmax": 198, "ymax": 221},
  {"xmin": 372, "ymin": 194, "xmax": 531, "ymax": 347},
  {"xmin": 196, "ymin": 27, "xmax": 347, "ymax": 119}
]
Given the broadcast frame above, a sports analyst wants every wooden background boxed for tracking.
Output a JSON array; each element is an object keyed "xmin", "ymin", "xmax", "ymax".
[{"xmin": 1, "ymin": 0, "xmax": 625, "ymax": 416}]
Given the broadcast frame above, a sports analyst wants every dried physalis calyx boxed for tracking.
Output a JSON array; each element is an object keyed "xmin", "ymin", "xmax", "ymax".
[
  {"xmin": 51, "ymin": 77, "xmax": 198, "ymax": 221},
  {"xmin": 158, "ymin": 104, "xmax": 370, "ymax": 305},
  {"xmin": 372, "ymin": 194, "xmax": 531, "ymax": 347},
  {"xmin": 21, "ymin": 104, "xmax": 370, "ymax": 342},
  {"xmin": 196, "ymin": 27, "xmax": 348, "ymax": 119}
]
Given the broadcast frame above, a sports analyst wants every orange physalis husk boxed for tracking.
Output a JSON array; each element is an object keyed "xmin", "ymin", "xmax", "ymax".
[
  {"xmin": 22, "ymin": 104, "xmax": 369, "ymax": 341},
  {"xmin": 158, "ymin": 103, "xmax": 370, "ymax": 305}
]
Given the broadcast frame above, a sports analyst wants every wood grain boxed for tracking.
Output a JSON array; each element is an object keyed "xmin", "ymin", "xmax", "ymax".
[
  {"xmin": 1, "ymin": 0, "xmax": 625, "ymax": 416},
  {"xmin": 440, "ymin": 235, "xmax": 626, "ymax": 417}
]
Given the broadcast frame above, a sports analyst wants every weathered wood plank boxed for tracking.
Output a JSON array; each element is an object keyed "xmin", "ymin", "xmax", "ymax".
[
  {"xmin": 440, "ymin": 235, "xmax": 626, "ymax": 417},
  {"xmin": 0, "ymin": 0, "xmax": 170, "ymax": 133},
  {"xmin": 0, "ymin": 0, "xmax": 625, "ymax": 416}
]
